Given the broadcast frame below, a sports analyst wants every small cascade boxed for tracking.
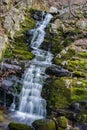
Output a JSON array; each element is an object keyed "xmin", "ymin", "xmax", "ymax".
[{"xmin": 12, "ymin": 12, "xmax": 53, "ymax": 125}]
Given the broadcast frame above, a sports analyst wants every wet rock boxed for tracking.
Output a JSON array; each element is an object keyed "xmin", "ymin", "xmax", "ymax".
[
  {"xmin": 0, "ymin": 63, "xmax": 22, "ymax": 72},
  {"xmin": 70, "ymin": 103, "xmax": 80, "ymax": 113},
  {"xmin": 30, "ymin": 10, "xmax": 46, "ymax": 21},
  {"xmin": 32, "ymin": 119, "xmax": 56, "ymax": 130},
  {"xmin": 46, "ymin": 65, "xmax": 71, "ymax": 77},
  {"xmin": 26, "ymin": 29, "xmax": 34, "ymax": 37},
  {"xmin": 79, "ymin": 123, "xmax": 87, "ymax": 130},
  {"xmin": 8, "ymin": 122, "xmax": 34, "ymax": 130},
  {"xmin": 1, "ymin": 80, "xmax": 14, "ymax": 90}
]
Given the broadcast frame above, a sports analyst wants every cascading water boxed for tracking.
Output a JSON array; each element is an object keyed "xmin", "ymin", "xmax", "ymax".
[{"xmin": 12, "ymin": 12, "xmax": 53, "ymax": 125}]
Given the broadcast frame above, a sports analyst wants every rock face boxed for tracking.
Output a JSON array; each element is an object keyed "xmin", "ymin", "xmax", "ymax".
[{"xmin": 4, "ymin": 6, "xmax": 25, "ymax": 39}]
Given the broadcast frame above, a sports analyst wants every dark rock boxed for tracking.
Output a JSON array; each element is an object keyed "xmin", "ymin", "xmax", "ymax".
[
  {"xmin": 70, "ymin": 102, "xmax": 80, "ymax": 113},
  {"xmin": 79, "ymin": 123, "xmax": 87, "ymax": 130},
  {"xmin": 0, "ymin": 63, "xmax": 21, "ymax": 72},
  {"xmin": 32, "ymin": 119, "xmax": 56, "ymax": 130},
  {"xmin": 1, "ymin": 80, "xmax": 14, "ymax": 90},
  {"xmin": 30, "ymin": 10, "xmax": 46, "ymax": 21},
  {"xmin": 26, "ymin": 29, "xmax": 34, "ymax": 37},
  {"xmin": 46, "ymin": 65, "xmax": 71, "ymax": 77}
]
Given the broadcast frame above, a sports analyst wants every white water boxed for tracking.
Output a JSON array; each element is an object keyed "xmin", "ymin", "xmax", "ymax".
[{"xmin": 11, "ymin": 13, "xmax": 53, "ymax": 125}]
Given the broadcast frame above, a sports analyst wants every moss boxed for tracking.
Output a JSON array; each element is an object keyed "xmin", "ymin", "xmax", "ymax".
[
  {"xmin": 78, "ymin": 52, "xmax": 87, "ymax": 58},
  {"xmin": 57, "ymin": 116, "xmax": 68, "ymax": 128},
  {"xmin": 58, "ymin": 127, "xmax": 64, "ymax": 130},
  {"xmin": 77, "ymin": 111, "xmax": 87, "ymax": 123},
  {"xmin": 43, "ymin": 77, "xmax": 87, "ymax": 114},
  {"xmin": 43, "ymin": 78, "xmax": 71, "ymax": 111},
  {"xmin": 8, "ymin": 122, "xmax": 33, "ymax": 130},
  {"xmin": 12, "ymin": 49, "xmax": 34, "ymax": 60},
  {"xmin": 4, "ymin": 9, "xmax": 35, "ymax": 61},
  {"xmin": 32, "ymin": 119, "xmax": 56, "ymax": 130}
]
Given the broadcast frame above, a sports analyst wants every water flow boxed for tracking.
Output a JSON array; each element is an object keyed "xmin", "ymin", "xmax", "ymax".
[{"xmin": 12, "ymin": 12, "xmax": 53, "ymax": 125}]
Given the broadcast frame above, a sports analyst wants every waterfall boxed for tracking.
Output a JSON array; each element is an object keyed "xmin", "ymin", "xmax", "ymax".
[{"xmin": 12, "ymin": 12, "xmax": 53, "ymax": 125}]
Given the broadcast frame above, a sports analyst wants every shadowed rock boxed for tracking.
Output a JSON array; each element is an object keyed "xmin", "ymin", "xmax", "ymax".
[{"xmin": 46, "ymin": 65, "xmax": 71, "ymax": 77}]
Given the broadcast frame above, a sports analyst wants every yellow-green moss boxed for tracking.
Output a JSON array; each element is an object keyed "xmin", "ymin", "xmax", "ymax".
[
  {"xmin": 57, "ymin": 116, "xmax": 68, "ymax": 128},
  {"xmin": 4, "ymin": 9, "xmax": 35, "ymax": 60},
  {"xmin": 33, "ymin": 119, "xmax": 56, "ymax": 130},
  {"xmin": 43, "ymin": 77, "xmax": 87, "ymax": 112}
]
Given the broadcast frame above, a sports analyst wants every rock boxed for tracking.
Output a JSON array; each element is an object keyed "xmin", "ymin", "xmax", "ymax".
[
  {"xmin": 30, "ymin": 10, "xmax": 45, "ymax": 21},
  {"xmin": 49, "ymin": 6, "xmax": 58, "ymax": 14},
  {"xmin": 32, "ymin": 119, "xmax": 56, "ymax": 130},
  {"xmin": 26, "ymin": 29, "xmax": 34, "ymax": 37},
  {"xmin": 0, "ymin": 63, "xmax": 21, "ymax": 72},
  {"xmin": 70, "ymin": 102, "xmax": 80, "ymax": 112},
  {"xmin": 69, "ymin": 128, "xmax": 80, "ymax": 130},
  {"xmin": 8, "ymin": 122, "xmax": 34, "ymax": 130},
  {"xmin": 57, "ymin": 116, "xmax": 68, "ymax": 128},
  {"xmin": 46, "ymin": 65, "xmax": 71, "ymax": 77},
  {"xmin": 3, "ymin": 0, "xmax": 10, "ymax": 4},
  {"xmin": 79, "ymin": 123, "xmax": 87, "ymax": 130},
  {"xmin": 51, "ymin": 19, "xmax": 62, "ymax": 33},
  {"xmin": 1, "ymin": 80, "xmax": 14, "ymax": 90},
  {"xmin": 76, "ymin": 19, "xmax": 87, "ymax": 30}
]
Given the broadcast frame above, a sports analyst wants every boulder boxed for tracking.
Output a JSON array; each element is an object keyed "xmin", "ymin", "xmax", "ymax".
[
  {"xmin": 1, "ymin": 79, "xmax": 14, "ymax": 90},
  {"xmin": 49, "ymin": 7, "xmax": 58, "ymax": 14},
  {"xmin": 26, "ymin": 29, "xmax": 34, "ymax": 37},
  {"xmin": 46, "ymin": 65, "xmax": 71, "ymax": 77},
  {"xmin": 32, "ymin": 119, "xmax": 56, "ymax": 130},
  {"xmin": 8, "ymin": 122, "xmax": 33, "ymax": 130},
  {"xmin": 76, "ymin": 19, "xmax": 87, "ymax": 30},
  {"xmin": 51, "ymin": 19, "xmax": 62, "ymax": 33},
  {"xmin": 70, "ymin": 102, "xmax": 80, "ymax": 112},
  {"xmin": 0, "ymin": 63, "xmax": 21, "ymax": 72}
]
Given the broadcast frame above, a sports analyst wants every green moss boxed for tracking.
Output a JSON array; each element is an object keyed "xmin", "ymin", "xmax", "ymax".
[
  {"xmin": 78, "ymin": 52, "xmax": 87, "ymax": 58},
  {"xmin": 78, "ymin": 111, "xmax": 87, "ymax": 123},
  {"xmin": 32, "ymin": 119, "xmax": 56, "ymax": 130},
  {"xmin": 57, "ymin": 116, "xmax": 68, "ymax": 128},
  {"xmin": 8, "ymin": 122, "xmax": 33, "ymax": 130},
  {"xmin": 43, "ymin": 78, "xmax": 71, "ymax": 111},
  {"xmin": 43, "ymin": 77, "xmax": 87, "ymax": 113},
  {"xmin": 12, "ymin": 49, "xmax": 34, "ymax": 60},
  {"xmin": 4, "ymin": 9, "xmax": 35, "ymax": 61}
]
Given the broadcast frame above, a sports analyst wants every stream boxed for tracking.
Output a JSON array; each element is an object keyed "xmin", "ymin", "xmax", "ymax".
[{"xmin": 11, "ymin": 12, "xmax": 53, "ymax": 125}]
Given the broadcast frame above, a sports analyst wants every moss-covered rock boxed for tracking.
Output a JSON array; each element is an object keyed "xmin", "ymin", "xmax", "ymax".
[
  {"xmin": 4, "ymin": 9, "xmax": 35, "ymax": 61},
  {"xmin": 43, "ymin": 76, "xmax": 87, "ymax": 113},
  {"xmin": 8, "ymin": 122, "xmax": 33, "ymax": 130},
  {"xmin": 57, "ymin": 116, "xmax": 68, "ymax": 128},
  {"xmin": 32, "ymin": 119, "xmax": 56, "ymax": 130}
]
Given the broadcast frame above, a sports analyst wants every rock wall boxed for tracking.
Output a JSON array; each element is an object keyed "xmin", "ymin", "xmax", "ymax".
[{"xmin": 0, "ymin": 0, "xmax": 33, "ymax": 60}]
